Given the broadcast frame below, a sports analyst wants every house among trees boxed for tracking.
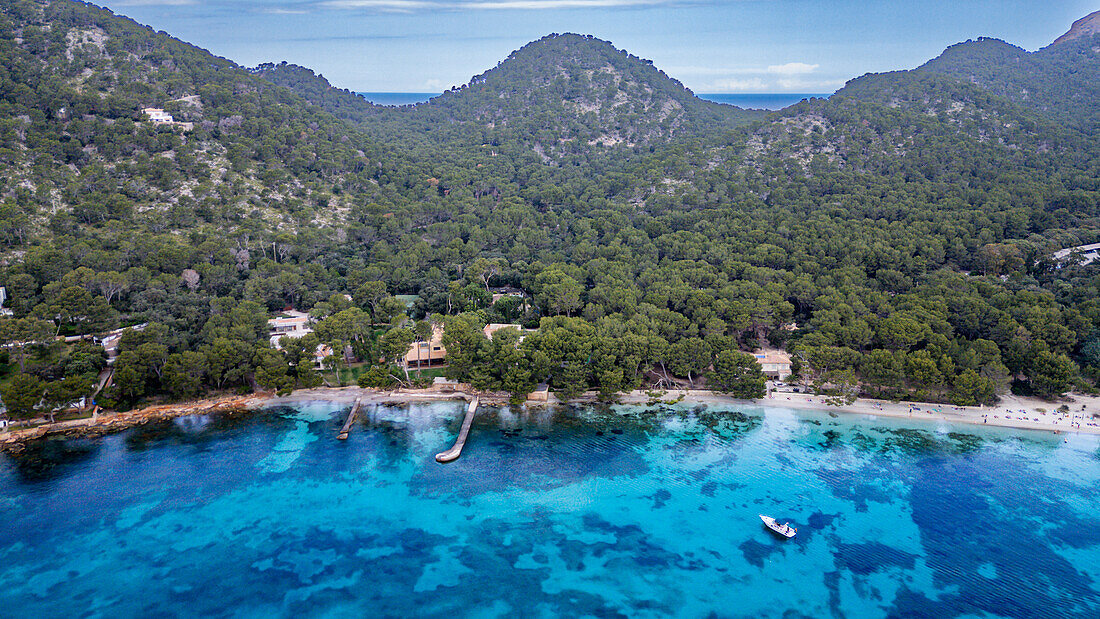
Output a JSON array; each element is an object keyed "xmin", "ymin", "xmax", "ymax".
[
  {"xmin": 140, "ymin": 107, "xmax": 171, "ymax": 123},
  {"xmin": 268, "ymin": 310, "xmax": 312, "ymax": 348},
  {"xmin": 482, "ymin": 323, "xmax": 529, "ymax": 340},
  {"xmin": 140, "ymin": 107, "xmax": 194, "ymax": 130},
  {"xmin": 314, "ymin": 344, "xmax": 334, "ymax": 369},
  {"xmin": 753, "ymin": 349, "xmax": 792, "ymax": 380},
  {"xmin": 1053, "ymin": 241, "xmax": 1100, "ymax": 267},
  {"xmin": 404, "ymin": 324, "xmax": 446, "ymax": 368},
  {"xmin": 489, "ymin": 287, "xmax": 528, "ymax": 305},
  {"xmin": 97, "ymin": 323, "xmax": 147, "ymax": 366},
  {"xmin": 267, "ymin": 309, "xmax": 331, "ymax": 369}
]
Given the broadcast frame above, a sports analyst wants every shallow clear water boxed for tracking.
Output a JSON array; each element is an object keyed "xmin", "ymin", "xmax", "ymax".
[{"xmin": 1, "ymin": 402, "xmax": 1098, "ymax": 617}]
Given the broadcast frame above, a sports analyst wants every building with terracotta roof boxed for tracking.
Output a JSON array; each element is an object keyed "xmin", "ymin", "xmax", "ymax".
[
  {"xmin": 404, "ymin": 324, "xmax": 446, "ymax": 368},
  {"xmin": 753, "ymin": 349, "xmax": 792, "ymax": 380}
]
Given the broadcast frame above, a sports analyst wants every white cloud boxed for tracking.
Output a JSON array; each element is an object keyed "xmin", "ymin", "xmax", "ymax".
[
  {"xmin": 321, "ymin": 0, "xmax": 437, "ymax": 10},
  {"xmin": 424, "ymin": 78, "xmax": 456, "ymax": 90},
  {"xmin": 776, "ymin": 77, "xmax": 845, "ymax": 90},
  {"xmin": 322, "ymin": 0, "xmax": 669, "ymax": 9},
  {"xmin": 765, "ymin": 62, "xmax": 819, "ymax": 75},
  {"xmin": 664, "ymin": 65, "xmax": 745, "ymax": 76},
  {"xmin": 669, "ymin": 62, "xmax": 821, "ymax": 77},
  {"xmin": 114, "ymin": 0, "xmax": 196, "ymax": 5},
  {"xmin": 710, "ymin": 77, "xmax": 769, "ymax": 92},
  {"xmin": 264, "ymin": 8, "xmax": 311, "ymax": 14},
  {"xmin": 703, "ymin": 72, "xmax": 843, "ymax": 93},
  {"xmin": 463, "ymin": 0, "xmax": 665, "ymax": 8}
]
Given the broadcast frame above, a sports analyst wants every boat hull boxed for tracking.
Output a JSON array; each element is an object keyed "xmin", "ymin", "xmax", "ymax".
[{"xmin": 759, "ymin": 514, "xmax": 796, "ymax": 539}]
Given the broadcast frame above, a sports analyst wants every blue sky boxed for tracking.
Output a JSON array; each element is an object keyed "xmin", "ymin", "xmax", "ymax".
[{"xmin": 102, "ymin": 1, "xmax": 1098, "ymax": 93}]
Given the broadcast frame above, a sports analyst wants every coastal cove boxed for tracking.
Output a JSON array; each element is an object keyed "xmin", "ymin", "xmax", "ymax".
[
  {"xmin": 1, "ymin": 399, "xmax": 1098, "ymax": 616},
  {"xmin": 2, "ymin": 3, "xmax": 1100, "ymax": 615}
]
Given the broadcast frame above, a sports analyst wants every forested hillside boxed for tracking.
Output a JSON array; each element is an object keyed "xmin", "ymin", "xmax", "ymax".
[
  {"xmin": 915, "ymin": 14, "xmax": 1100, "ymax": 130},
  {"xmin": 257, "ymin": 34, "xmax": 762, "ymax": 155},
  {"xmin": 0, "ymin": 0, "xmax": 1098, "ymax": 418},
  {"xmin": 255, "ymin": 34, "xmax": 766, "ymax": 213},
  {"xmin": 0, "ymin": 0, "xmax": 422, "ymax": 240}
]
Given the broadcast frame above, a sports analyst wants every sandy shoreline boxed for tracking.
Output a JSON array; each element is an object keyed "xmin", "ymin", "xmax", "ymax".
[
  {"xmin": 595, "ymin": 389, "xmax": 1100, "ymax": 436},
  {"xmin": 267, "ymin": 386, "xmax": 1100, "ymax": 435},
  {"xmin": 755, "ymin": 391, "xmax": 1100, "ymax": 436},
  {"xmin": 3, "ymin": 385, "xmax": 1098, "ymax": 451}
]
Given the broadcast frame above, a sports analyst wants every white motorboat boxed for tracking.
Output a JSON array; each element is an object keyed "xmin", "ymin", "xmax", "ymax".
[{"xmin": 759, "ymin": 514, "xmax": 796, "ymax": 539}]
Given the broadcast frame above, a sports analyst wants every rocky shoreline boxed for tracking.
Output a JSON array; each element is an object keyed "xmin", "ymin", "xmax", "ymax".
[
  {"xmin": 0, "ymin": 393, "xmax": 267, "ymax": 454},
  {"xmin": 0, "ymin": 386, "xmax": 515, "ymax": 453}
]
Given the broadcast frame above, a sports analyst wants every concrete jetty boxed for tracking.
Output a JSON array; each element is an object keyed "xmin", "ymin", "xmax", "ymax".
[
  {"xmin": 337, "ymin": 397, "xmax": 362, "ymax": 440},
  {"xmin": 86, "ymin": 368, "xmax": 113, "ymax": 413},
  {"xmin": 435, "ymin": 397, "xmax": 479, "ymax": 463}
]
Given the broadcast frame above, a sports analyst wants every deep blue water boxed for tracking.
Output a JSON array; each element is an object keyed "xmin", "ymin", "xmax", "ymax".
[
  {"xmin": 697, "ymin": 93, "xmax": 831, "ymax": 110},
  {"xmin": 1, "ymin": 401, "xmax": 1099, "ymax": 617},
  {"xmin": 356, "ymin": 92, "xmax": 829, "ymax": 110},
  {"xmin": 358, "ymin": 92, "xmax": 438, "ymax": 106}
]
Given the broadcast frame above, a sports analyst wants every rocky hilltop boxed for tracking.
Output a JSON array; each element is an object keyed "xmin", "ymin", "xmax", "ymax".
[
  {"xmin": 1052, "ymin": 9, "xmax": 1100, "ymax": 45},
  {"xmin": 422, "ymin": 33, "xmax": 758, "ymax": 147},
  {"xmin": 257, "ymin": 34, "xmax": 765, "ymax": 163}
]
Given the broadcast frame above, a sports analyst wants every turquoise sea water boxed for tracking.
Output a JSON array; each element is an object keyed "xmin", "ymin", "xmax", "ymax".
[{"xmin": 1, "ymin": 401, "xmax": 1099, "ymax": 617}]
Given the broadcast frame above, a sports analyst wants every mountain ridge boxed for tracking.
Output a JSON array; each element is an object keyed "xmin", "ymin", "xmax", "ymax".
[
  {"xmin": 819, "ymin": 23, "xmax": 1100, "ymax": 132},
  {"xmin": 256, "ymin": 33, "xmax": 765, "ymax": 159},
  {"xmin": 0, "ymin": 0, "xmax": 413, "ymax": 241},
  {"xmin": 1052, "ymin": 9, "xmax": 1100, "ymax": 46},
  {"xmin": 0, "ymin": 0, "xmax": 1098, "ymax": 412}
]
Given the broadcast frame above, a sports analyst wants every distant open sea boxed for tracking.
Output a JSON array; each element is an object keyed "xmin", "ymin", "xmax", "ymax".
[
  {"xmin": 699, "ymin": 93, "xmax": 830, "ymax": 110},
  {"xmin": 358, "ymin": 92, "xmax": 440, "ymax": 106},
  {"xmin": 3, "ymin": 401, "xmax": 1099, "ymax": 616},
  {"xmin": 357, "ymin": 92, "xmax": 830, "ymax": 111}
]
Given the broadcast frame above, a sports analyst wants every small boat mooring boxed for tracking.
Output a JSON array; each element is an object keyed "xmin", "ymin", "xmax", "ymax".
[
  {"xmin": 435, "ymin": 397, "xmax": 479, "ymax": 463},
  {"xmin": 337, "ymin": 397, "xmax": 362, "ymax": 440}
]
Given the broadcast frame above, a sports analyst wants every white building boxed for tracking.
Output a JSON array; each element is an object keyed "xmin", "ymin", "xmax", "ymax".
[
  {"xmin": 268, "ymin": 310, "xmax": 313, "ymax": 348},
  {"xmin": 482, "ymin": 323, "xmax": 529, "ymax": 340},
  {"xmin": 1053, "ymin": 242, "xmax": 1100, "ymax": 267},
  {"xmin": 0, "ymin": 286, "xmax": 11, "ymax": 316},
  {"xmin": 140, "ymin": 108, "xmax": 193, "ymax": 131},
  {"xmin": 753, "ymin": 349, "xmax": 792, "ymax": 380},
  {"xmin": 141, "ymin": 107, "xmax": 174, "ymax": 123},
  {"xmin": 314, "ymin": 343, "xmax": 334, "ymax": 368},
  {"xmin": 98, "ymin": 323, "xmax": 148, "ymax": 365}
]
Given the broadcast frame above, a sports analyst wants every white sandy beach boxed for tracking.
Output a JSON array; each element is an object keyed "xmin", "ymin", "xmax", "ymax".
[{"xmin": 676, "ymin": 390, "xmax": 1100, "ymax": 436}]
